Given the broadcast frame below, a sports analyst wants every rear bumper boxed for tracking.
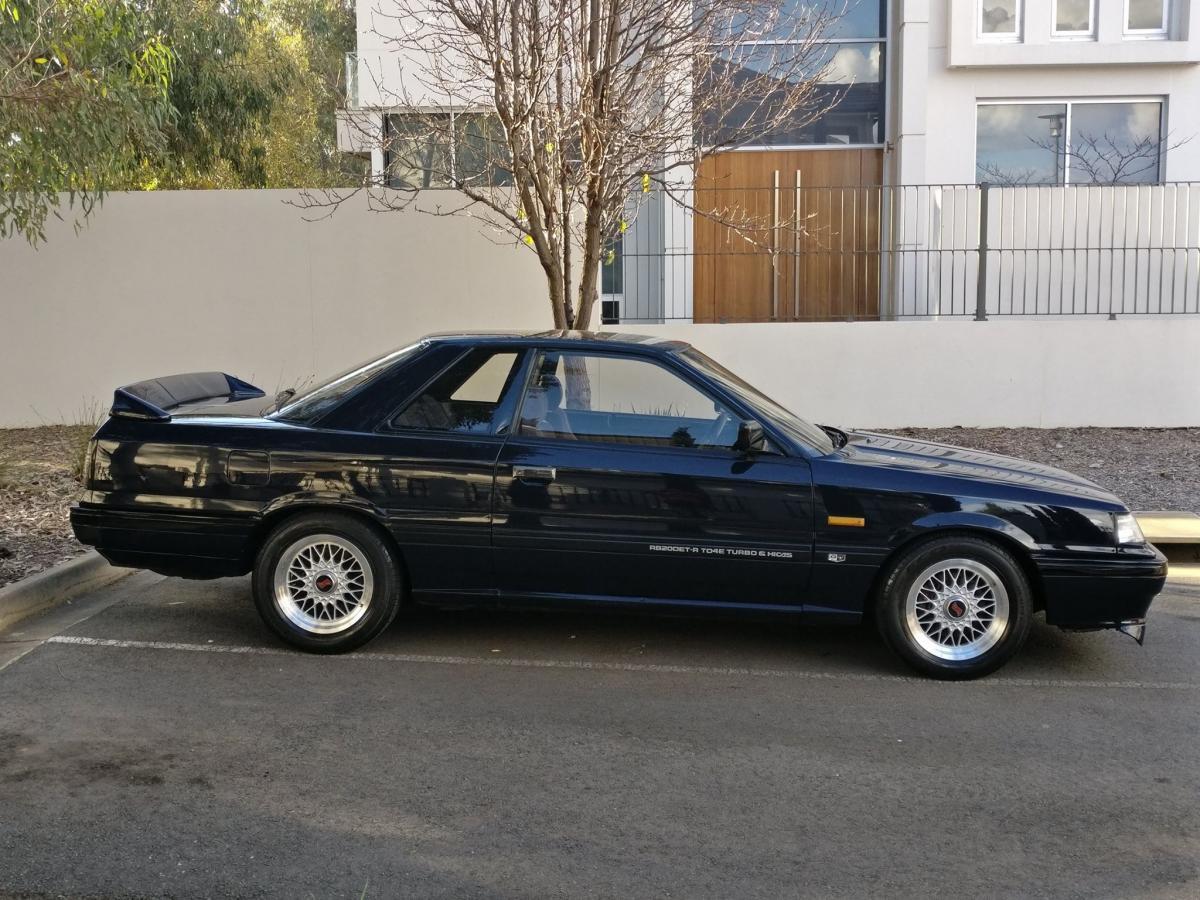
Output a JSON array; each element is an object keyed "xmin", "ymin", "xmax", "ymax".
[
  {"xmin": 70, "ymin": 505, "xmax": 256, "ymax": 579},
  {"xmin": 1037, "ymin": 546, "xmax": 1168, "ymax": 629}
]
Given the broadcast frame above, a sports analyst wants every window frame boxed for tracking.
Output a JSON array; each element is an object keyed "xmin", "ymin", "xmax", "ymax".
[
  {"xmin": 511, "ymin": 348, "xmax": 758, "ymax": 455},
  {"xmin": 975, "ymin": 96, "xmax": 1166, "ymax": 186},
  {"xmin": 379, "ymin": 346, "xmax": 531, "ymax": 439},
  {"xmin": 383, "ymin": 110, "xmax": 511, "ymax": 190},
  {"xmin": 1124, "ymin": 0, "xmax": 1170, "ymax": 39},
  {"xmin": 1051, "ymin": 0, "xmax": 1096, "ymax": 40},
  {"xmin": 721, "ymin": 0, "xmax": 887, "ymax": 151},
  {"xmin": 978, "ymin": 0, "xmax": 1023, "ymax": 43}
]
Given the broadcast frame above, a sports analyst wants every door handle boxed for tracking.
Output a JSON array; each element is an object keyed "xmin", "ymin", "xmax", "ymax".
[{"xmin": 512, "ymin": 465, "xmax": 556, "ymax": 484}]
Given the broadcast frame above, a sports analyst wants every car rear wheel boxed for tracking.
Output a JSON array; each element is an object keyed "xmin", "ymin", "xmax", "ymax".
[
  {"xmin": 876, "ymin": 535, "xmax": 1032, "ymax": 679},
  {"xmin": 252, "ymin": 512, "xmax": 402, "ymax": 653}
]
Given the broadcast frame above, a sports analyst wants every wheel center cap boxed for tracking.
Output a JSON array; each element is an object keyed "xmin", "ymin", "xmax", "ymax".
[
  {"xmin": 314, "ymin": 573, "xmax": 335, "ymax": 593},
  {"xmin": 946, "ymin": 598, "xmax": 968, "ymax": 619}
]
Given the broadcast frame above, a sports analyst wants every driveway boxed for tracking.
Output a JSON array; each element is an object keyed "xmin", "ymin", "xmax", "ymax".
[{"xmin": 1, "ymin": 573, "xmax": 1198, "ymax": 899}]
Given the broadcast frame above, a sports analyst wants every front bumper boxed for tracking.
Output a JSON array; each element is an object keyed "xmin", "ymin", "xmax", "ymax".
[{"xmin": 1036, "ymin": 545, "xmax": 1168, "ymax": 630}]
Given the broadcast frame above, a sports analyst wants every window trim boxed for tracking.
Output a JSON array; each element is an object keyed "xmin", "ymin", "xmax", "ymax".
[
  {"xmin": 978, "ymin": 0, "xmax": 1023, "ymax": 43},
  {"xmin": 1051, "ymin": 0, "xmax": 1096, "ymax": 40},
  {"xmin": 511, "ymin": 348, "xmax": 756, "ymax": 455},
  {"xmin": 975, "ymin": 96, "xmax": 1166, "ymax": 186},
  {"xmin": 1124, "ymin": 0, "xmax": 1170, "ymax": 39}
]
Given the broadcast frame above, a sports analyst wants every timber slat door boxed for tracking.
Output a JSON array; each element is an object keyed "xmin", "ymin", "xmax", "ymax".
[{"xmin": 693, "ymin": 149, "xmax": 884, "ymax": 323}]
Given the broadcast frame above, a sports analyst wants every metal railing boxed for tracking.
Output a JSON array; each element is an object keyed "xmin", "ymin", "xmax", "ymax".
[{"xmin": 605, "ymin": 182, "xmax": 1200, "ymax": 323}]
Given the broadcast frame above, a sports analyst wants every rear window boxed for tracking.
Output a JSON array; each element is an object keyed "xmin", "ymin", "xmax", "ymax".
[{"xmin": 273, "ymin": 343, "xmax": 424, "ymax": 423}]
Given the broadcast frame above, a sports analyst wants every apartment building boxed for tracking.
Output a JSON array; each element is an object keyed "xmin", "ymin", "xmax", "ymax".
[{"xmin": 339, "ymin": 1, "xmax": 1200, "ymax": 322}]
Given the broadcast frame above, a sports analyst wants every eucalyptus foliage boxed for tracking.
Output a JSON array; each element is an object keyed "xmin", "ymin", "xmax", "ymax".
[{"xmin": 0, "ymin": 0, "xmax": 173, "ymax": 244}]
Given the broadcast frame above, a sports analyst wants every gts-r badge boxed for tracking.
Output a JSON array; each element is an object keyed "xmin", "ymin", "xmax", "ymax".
[{"xmin": 827, "ymin": 553, "xmax": 847, "ymax": 563}]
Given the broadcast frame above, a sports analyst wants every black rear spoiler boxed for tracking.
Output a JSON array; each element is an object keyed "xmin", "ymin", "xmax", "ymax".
[{"xmin": 111, "ymin": 372, "xmax": 265, "ymax": 421}]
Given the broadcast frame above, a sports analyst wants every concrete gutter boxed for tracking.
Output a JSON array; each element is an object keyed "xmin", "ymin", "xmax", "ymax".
[{"xmin": 0, "ymin": 552, "xmax": 131, "ymax": 633}]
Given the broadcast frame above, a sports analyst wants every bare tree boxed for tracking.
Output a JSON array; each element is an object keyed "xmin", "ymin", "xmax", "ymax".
[{"xmin": 302, "ymin": 0, "xmax": 848, "ymax": 328}]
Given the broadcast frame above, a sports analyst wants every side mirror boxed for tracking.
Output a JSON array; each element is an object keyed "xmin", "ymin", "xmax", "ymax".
[{"xmin": 733, "ymin": 420, "xmax": 768, "ymax": 454}]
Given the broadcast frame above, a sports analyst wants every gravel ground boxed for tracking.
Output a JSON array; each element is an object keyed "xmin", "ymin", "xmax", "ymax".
[
  {"xmin": 889, "ymin": 427, "xmax": 1200, "ymax": 513},
  {"xmin": 0, "ymin": 425, "xmax": 1196, "ymax": 588},
  {"xmin": 0, "ymin": 426, "xmax": 90, "ymax": 589}
]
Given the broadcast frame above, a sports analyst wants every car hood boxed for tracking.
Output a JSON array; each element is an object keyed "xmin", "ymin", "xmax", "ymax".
[{"xmin": 841, "ymin": 431, "xmax": 1124, "ymax": 507}]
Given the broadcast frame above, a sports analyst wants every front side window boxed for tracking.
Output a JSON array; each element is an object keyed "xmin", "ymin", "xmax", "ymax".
[
  {"xmin": 390, "ymin": 349, "xmax": 523, "ymax": 434},
  {"xmin": 518, "ymin": 352, "xmax": 741, "ymax": 450},
  {"xmin": 976, "ymin": 100, "xmax": 1163, "ymax": 185},
  {"xmin": 1053, "ymin": 0, "xmax": 1094, "ymax": 37},
  {"xmin": 1127, "ymin": 0, "xmax": 1169, "ymax": 36},
  {"xmin": 979, "ymin": 0, "xmax": 1021, "ymax": 40}
]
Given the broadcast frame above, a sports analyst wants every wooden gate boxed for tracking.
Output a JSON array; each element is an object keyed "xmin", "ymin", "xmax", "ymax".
[{"xmin": 693, "ymin": 149, "xmax": 884, "ymax": 322}]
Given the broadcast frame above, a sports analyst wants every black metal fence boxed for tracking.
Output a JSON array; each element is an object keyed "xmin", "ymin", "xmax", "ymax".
[{"xmin": 605, "ymin": 182, "xmax": 1200, "ymax": 323}]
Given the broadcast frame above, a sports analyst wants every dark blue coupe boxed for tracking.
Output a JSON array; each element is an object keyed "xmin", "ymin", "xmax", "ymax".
[{"xmin": 71, "ymin": 332, "xmax": 1166, "ymax": 678}]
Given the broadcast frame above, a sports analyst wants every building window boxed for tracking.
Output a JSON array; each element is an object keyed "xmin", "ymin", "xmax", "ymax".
[
  {"xmin": 1126, "ymin": 0, "xmax": 1169, "ymax": 37},
  {"xmin": 976, "ymin": 100, "xmax": 1164, "ymax": 185},
  {"xmin": 704, "ymin": 0, "xmax": 886, "ymax": 148},
  {"xmin": 385, "ymin": 113, "xmax": 512, "ymax": 190},
  {"xmin": 979, "ymin": 0, "xmax": 1021, "ymax": 41},
  {"xmin": 1053, "ymin": 0, "xmax": 1095, "ymax": 38}
]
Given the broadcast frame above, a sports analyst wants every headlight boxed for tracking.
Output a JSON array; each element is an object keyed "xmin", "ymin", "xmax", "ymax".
[{"xmin": 1115, "ymin": 513, "xmax": 1146, "ymax": 546}]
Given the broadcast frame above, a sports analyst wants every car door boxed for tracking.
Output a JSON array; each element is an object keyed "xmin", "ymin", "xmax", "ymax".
[
  {"xmin": 346, "ymin": 344, "xmax": 530, "ymax": 598},
  {"xmin": 492, "ymin": 348, "xmax": 814, "ymax": 608}
]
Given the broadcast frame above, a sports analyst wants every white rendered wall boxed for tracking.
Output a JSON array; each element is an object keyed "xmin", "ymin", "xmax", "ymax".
[
  {"xmin": 0, "ymin": 190, "xmax": 548, "ymax": 427},
  {"xmin": 895, "ymin": 1, "xmax": 1200, "ymax": 186}
]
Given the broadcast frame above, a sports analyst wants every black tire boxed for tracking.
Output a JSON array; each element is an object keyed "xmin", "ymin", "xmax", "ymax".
[
  {"xmin": 252, "ymin": 512, "xmax": 402, "ymax": 653},
  {"xmin": 875, "ymin": 535, "xmax": 1033, "ymax": 680}
]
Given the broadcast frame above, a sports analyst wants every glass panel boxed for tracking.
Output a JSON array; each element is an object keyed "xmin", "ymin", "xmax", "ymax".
[
  {"xmin": 454, "ymin": 113, "xmax": 512, "ymax": 186},
  {"xmin": 275, "ymin": 344, "xmax": 424, "ymax": 423},
  {"xmin": 980, "ymin": 0, "xmax": 1019, "ymax": 34},
  {"xmin": 386, "ymin": 115, "xmax": 451, "ymax": 189},
  {"xmin": 601, "ymin": 236, "xmax": 624, "ymax": 295},
  {"xmin": 703, "ymin": 42, "xmax": 884, "ymax": 146},
  {"xmin": 680, "ymin": 347, "xmax": 834, "ymax": 453},
  {"xmin": 1068, "ymin": 102, "xmax": 1162, "ymax": 184},
  {"xmin": 1055, "ymin": 0, "xmax": 1092, "ymax": 32},
  {"xmin": 721, "ymin": 0, "xmax": 883, "ymax": 40},
  {"xmin": 392, "ymin": 350, "xmax": 522, "ymax": 434},
  {"xmin": 976, "ymin": 103, "xmax": 1067, "ymax": 185},
  {"xmin": 1128, "ymin": 0, "xmax": 1167, "ymax": 30},
  {"xmin": 520, "ymin": 353, "xmax": 739, "ymax": 450}
]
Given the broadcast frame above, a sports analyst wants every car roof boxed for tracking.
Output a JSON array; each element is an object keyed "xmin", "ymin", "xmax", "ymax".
[{"xmin": 422, "ymin": 330, "xmax": 692, "ymax": 353}]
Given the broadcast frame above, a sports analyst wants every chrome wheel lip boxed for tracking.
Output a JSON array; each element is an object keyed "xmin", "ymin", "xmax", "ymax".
[
  {"xmin": 904, "ymin": 557, "xmax": 1010, "ymax": 662},
  {"xmin": 272, "ymin": 534, "xmax": 374, "ymax": 635}
]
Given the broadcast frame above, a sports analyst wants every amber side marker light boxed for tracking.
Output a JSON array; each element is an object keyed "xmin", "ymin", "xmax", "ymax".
[{"xmin": 828, "ymin": 516, "xmax": 866, "ymax": 528}]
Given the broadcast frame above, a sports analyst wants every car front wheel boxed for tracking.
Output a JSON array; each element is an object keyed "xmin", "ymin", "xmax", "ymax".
[
  {"xmin": 252, "ymin": 512, "xmax": 402, "ymax": 653},
  {"xmin": 876, "ymin": 535, "xmax": 1033, "ymax": 679}
]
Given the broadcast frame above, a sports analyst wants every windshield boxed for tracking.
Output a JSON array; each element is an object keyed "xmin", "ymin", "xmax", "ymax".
[
  {"xmin": 680, "ymin": 347, "xmax": 835, "ymax": 455},
  {"xmin": 273, "ymin": 342, "xmax": 424, "ymax": 422}
]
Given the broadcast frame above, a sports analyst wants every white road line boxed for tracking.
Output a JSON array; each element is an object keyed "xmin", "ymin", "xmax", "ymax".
[{"xmin": 43, "ymin": 635, "xmax": 1199, "ymax": 691}]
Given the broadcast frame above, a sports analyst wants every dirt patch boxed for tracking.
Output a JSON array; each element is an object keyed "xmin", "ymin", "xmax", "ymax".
[{"xmin": 0, "ymin": 426, "xmax": 92, "ymax": 588}]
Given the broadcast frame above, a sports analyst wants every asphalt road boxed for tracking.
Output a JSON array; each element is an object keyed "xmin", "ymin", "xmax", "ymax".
[{"xmin": 1, "ymin": 573, "xmax": 1198, "ymax": 899}]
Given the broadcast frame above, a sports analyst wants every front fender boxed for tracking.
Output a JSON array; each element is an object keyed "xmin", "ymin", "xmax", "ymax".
[{"xmin": 900, "ymin": 511, "xmax": 1038, "ymax": 551}]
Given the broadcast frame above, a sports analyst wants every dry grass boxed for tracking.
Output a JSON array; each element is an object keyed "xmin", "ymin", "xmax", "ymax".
[{"xmin": 0, "ymin": 420, "xmax": 99, "ymax": 587}]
